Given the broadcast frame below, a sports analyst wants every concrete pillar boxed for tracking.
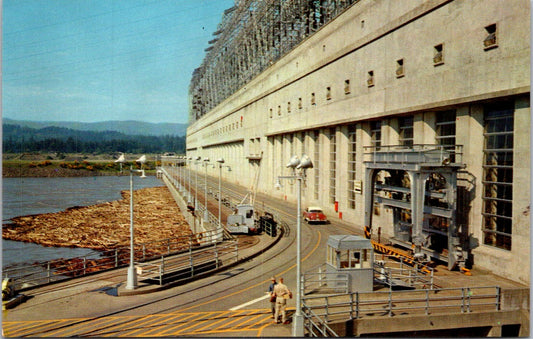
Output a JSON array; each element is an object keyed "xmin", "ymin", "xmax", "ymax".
[
  {"xmin": 423, "ymin": 111, "xmax": 437, "ymax": 144},
  {"xmin": 337, "ymin": 125, "xmax": 349, "ymax": 213},
  {"xmin": 356, "ymin": 122, "xmax": 367, "ymax": 221},
  {"xmin": 383, "ymin": 117, "xmax": 399, "ymax": 146},
  {"xmin": 463, "ymin": 104, "xmax": 484, "ymax": 244},
  {"xmin": 512, "ymin": 95, "xmax": 531, "ymax": 284},
  {"xmin": 363, "ymin": 168, "xmax": 376, "ymax": 233},
  {"xmin": 413, "ymin": 112, "xmax": 426, "ymax": 145}
]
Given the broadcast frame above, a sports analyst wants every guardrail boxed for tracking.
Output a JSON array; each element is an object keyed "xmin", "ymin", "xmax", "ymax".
[
  {"xmin": 303, "ymin": 264, "xmax": 350, "ymax": 295},
  {"xmin": 363, "ymin": 144, "xmax": 464, "ymax": 166},
  {"xmin": 161, "ymin": 165, "xmax": 291, "ymax": 238},
  {"xmin": 302, "ymin": 286, "xmax": 501, "ymax": 324},
  {"xmin": 373, "ymin": 255, "xmax": 434, "ymax": 290},
  {"xmin": 303, "ymin": 305, "xmax": 340, "ymax": 337},
  {"xmin": 3, "ymin": 228, "xmax": 226, "ymax": 291},
  {"xmin": 136, "ymin": 240, "xmax": 238, "ymax": 285}
]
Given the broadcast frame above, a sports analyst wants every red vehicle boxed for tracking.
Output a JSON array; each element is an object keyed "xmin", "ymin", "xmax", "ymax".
[{"xmin": 303, "ymin": 206, "xmax": 328, "ymax": 224}]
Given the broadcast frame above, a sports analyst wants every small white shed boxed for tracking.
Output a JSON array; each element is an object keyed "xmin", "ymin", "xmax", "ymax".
[{"xmin": 325, "ymin": 235, "xmax": 374, "ymax": 292}]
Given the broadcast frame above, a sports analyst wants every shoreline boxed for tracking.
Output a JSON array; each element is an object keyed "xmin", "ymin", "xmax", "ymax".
[
  {"xmin": 2, "ymin": 165, "xmax": 149, "ymax": 178},
  {"xmin": 3, "ymin": 186, "xmax": 191, "ymax": 251}
]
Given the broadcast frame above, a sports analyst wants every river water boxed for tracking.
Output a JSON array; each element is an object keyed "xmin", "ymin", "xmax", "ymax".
[{"xmin": 2, "ymin": 176, "xmax": 164, "ymax": 268}]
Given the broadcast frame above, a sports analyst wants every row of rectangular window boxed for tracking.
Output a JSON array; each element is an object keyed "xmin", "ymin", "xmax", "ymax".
[{"xmin": 268, "ymin": 23, "xmax": 498, "ymax": 119}]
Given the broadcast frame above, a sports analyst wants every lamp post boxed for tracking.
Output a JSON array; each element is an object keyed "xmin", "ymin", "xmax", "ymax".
[
  {"xmin": 195, "ymin": 156, "xmax": 201, "ymax": 210},
  {"xmin": 177, "ymin": 156, "xmax": 181, "ymax": 191},
  {"xmin": 179, "ymin": 156, "xmax": 184, "ymax": 192},
  {"xmin": 203, "ymin": 157, "xmax": 212, "ymax": 221},
  {"xmin": 216, "ymin": 158, "xmax": 231, "ymax": 229},
  {"xmin": 187, "ymin": 157, "xmax": 193, "ymax": 204},
  {"xmin": 275, "ymin": 154, "xmax": 313, "ymax": 336},
  {"xmin": 126, "ymin": 164, "xmax": 146, "ymax": 290}
]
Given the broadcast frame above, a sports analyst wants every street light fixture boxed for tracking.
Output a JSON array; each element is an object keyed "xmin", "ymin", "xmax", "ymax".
[
  {"xmin": 115, "ymin": 152, "xmax": 126, "ymax": 173},
  {"xmin": 125, "ymin": 162, "xmax": 147, "ymax": 290},
  {"xmin": 275, "ymin": 154, "xmax": 313, "ymax": 336}
]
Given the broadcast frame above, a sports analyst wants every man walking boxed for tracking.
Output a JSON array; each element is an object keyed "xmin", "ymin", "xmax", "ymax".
[
  {"xmin": 268, "ymin": 277, "xmax": 277, "ymax": 319},
  {"xmin": 272, "ymin": 276, "xmax": 292, "ymax": 324}
]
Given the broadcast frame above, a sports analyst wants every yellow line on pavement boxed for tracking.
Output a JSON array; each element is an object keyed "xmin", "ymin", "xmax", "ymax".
[
  {"xmin": 91, "ymin": 315, "xmax": 158, "ymax": 337},
  {"xmin": 256, "ymin": 319, "xmax": 273, "ymax": 337},
  {"xmin": 46, "ymin": 316, "xmax": 125, "ymax": 337},
  {"xmin": 154, "ymin": 313, "xmax": 204, "ymax": 337},
  {"xmin": 124, "ymin": 313, "xmax": 185, "ymax": 337},
  {"xmin": 176, "ymin": 230, "xmax": 322, "ymax": 313},
  {"xmin": 240, "ymin": 312, "xmax": 271, "ymax": 330},
  {"xmin": 5, "ymin": 319, "xmax": 69, "ymax": 337},
  {"xmin": 206, "ymin": 309, "xmax": 246, "ymax": 332},
  {"xmin": 183, "ymin": 310, "xmax": 233, "ymax": 334}
]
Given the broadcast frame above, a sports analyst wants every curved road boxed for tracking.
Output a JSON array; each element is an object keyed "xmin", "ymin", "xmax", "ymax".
[{"xmin": 3, "ymin": 172, "xmax": 361, "ymax": 337}]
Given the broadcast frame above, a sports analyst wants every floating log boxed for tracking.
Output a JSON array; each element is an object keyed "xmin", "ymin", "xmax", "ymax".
[{"xmin": 3, "ymin": 187, "xmax": 192, "ymax": 252}]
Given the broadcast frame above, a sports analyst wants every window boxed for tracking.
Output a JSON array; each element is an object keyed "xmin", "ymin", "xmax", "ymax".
[
  {"xmin": 484, "ymin": 24, "xmax": 498, "ymax": 50},
  {"xmin": 269, "ymin": 108, "xmax": 273, "ymax": 118},
  {"xmin": 278, "ymin": 105, "xmax": 281, "ymax": 116},
  {"xmin": 433, "ymin": 44, "xmax": 444, "ymax": 65},
  {"xmin": 396, "ymin": 59, "xmax": 404, "ymax": 78},
  {"xmin": 326, "ymin": 87, "xmax": 332, "ymax": 100},
  {"xmin": 398, "ymin": 116, "xmax": 413, "ymax": 146},
  {"xmin": 347, "ymin": 125, "xmax": 357, "ymax": 209},
  {"xmin": 367, "ymin": 71, "xmax": 374, "ymax": 87},
  {"xmin": 483, "ymin": 102, "xmax": 513, "ymax": 250},
  {"xmin": 298, "ymin": 97, "xmax": 303, "ymax": 109},
  {"xmin": 311, "ymin": 92, "xmax": 316, "ymax": 105},
  {"xmin": 436, "ymin": 110, "xmax": 456, "ymax": 149},
  {"xmin": 328, "ymin": 128, "xmax": 337, "ymax": 204},
  {"xmin": 370, "ymin": 120, "xmax": 382, "ymax": 150},
  {"xmin": 344, "ymin": 79, "xmax": 351, "ymax": 94},
  {"xmin": 287, "ymin": 102, "xmax": 291, "ymax": 113}
]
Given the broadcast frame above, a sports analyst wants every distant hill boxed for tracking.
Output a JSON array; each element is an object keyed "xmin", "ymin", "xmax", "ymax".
[
  {"xmin": 2, "ymin": 118, "xmax": 187, "ymax": 137},
  {"xmin": 3, "ymin": 124, "xmax": 185, "ymax": 154}
]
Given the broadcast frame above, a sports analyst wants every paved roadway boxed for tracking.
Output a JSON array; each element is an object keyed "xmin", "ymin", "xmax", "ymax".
[{"xmin": 3, "ymin": 174, "xmax": 358, "ymax": 337}]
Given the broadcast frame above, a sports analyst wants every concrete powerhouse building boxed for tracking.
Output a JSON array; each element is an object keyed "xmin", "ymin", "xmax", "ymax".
[{"xmin": 186, "ymin": 0, "xmax": 530, "ymax": 285}]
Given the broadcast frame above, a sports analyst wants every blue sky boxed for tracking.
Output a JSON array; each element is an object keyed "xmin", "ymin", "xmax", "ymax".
[{"xmin": 2, "ymin": 0, "xmax": 234, "ymax": 124}]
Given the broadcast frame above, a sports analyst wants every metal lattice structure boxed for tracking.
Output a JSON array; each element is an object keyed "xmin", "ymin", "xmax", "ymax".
[{"xmin": 189, "ymin": 0, "xmax": 358, "ymax": 123}]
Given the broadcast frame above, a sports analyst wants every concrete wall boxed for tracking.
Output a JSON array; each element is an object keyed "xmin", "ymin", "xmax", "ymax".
[{"xmin": 185, "ymin": 0, "xmax": 530, "ymax": 284}]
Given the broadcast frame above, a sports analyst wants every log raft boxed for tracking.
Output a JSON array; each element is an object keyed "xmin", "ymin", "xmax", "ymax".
[{"xmin": 3, "ymin": 186, "xmax": 192, "ymax": 251}]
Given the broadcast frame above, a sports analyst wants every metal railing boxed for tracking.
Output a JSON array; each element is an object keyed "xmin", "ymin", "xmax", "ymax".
[
  {"xmin": 363, "ymin": 144, "xmax": 464, "ymax": 166},
  {"xmin": 303, "ymin": 305, "xmax": 340, "ymax": 337},
  {"xmin": 136, "ymin": 240, "xmax": 238, "ymax": 285},
  {"xmin": 303, "ymin": 264, "xmax": 350, "ymax": 295},
  {"xmin": 302, "ymin": 286, "xmax": 501, "ymax": 323},
  {"xmin": 160, "ymin": 166, "xmax": 234, "ymax": 241},
  {"xmin": 373, "ymin": 255, "xmax": 434, "ymax": 290},
  {"xmin": 161, "ymin": 165, "xmax": 291, "ymax": 239},
  {"xmin": 3, "ymin": 228, "xmax": 226, "ymax": 291}
]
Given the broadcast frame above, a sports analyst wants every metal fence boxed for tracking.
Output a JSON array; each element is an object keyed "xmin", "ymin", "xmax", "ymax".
[
  {"xmin": 136, "ymin": 240, "xmax": 238, "ymax": 285},
  {"xmin": 302, "ymin": 255, "xmax": 434, "ymax": 296},
  {"xmin": 303, "ymin": 306, "xmax": 340, "ymax": 337},
  {"xmin": 302, "ymin": 264, "xmax": 350, "ymax": 295},
  {"xmin": 302, "ymin": 286, "xmax": 501, "ymax": 324},
  {"xmin": 373, "ymin": 255, "xmax": 434, "ymax": 290},
  {"xmin": 3, "ymin": 228, "xmax": 226, "ymax": 291},
  {"xmin": 161, "ymin": 165, "xmax": 291, "ymax": 238}
]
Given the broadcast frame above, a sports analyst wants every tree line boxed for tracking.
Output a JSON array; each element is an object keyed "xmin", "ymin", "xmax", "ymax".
[{"xmin": 3, "ymin": 124, "xmax": 186, "ymax": 154}]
